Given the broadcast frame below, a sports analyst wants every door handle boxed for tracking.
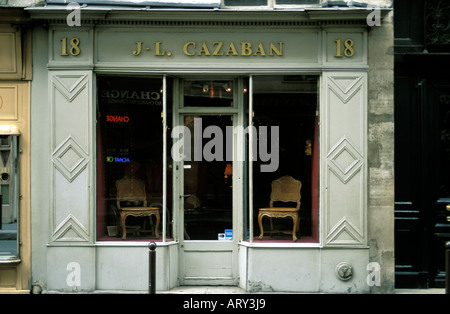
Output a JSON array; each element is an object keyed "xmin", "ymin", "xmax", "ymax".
[
  {"xmin": 446, "ymin": 204, "xmax": 450, "ymax": 211},
  {"xmin": 181, "ymin": 194, "xmax": 191, "ymax": 198}
]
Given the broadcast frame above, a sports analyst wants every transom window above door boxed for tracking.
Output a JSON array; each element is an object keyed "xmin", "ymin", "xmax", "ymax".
[
  {"xmin": 222, "ymin": 0, "xmax": 321, "ymax": 7},
  {"xmin": 183, "ymin": 80, "xmax": 234, "ymax": 107}
]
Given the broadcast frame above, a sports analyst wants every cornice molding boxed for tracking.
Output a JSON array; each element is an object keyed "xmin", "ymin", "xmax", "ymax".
[
  {"xmin": 25, "ymin": 5, "xmax": 390, "ymax": 25},
  {"xmin": 41, "ymin": 19, "xmax": 368, "ymax": 27}
]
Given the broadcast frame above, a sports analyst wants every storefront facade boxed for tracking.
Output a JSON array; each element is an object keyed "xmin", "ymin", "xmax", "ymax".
[{"xmin": 27, "ymin": 1, "xmax": 394, "ymax": 293}]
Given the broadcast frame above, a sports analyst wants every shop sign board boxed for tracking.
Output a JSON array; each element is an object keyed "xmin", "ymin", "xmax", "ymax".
[{"xmin": 48, "ymin": 27, "xmax": 367, "ymax": 70}]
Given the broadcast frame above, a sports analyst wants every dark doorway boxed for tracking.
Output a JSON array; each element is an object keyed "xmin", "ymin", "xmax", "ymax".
[{"xmin": 394, "ymin": 0, "xmax": 450, "ymax": 288}]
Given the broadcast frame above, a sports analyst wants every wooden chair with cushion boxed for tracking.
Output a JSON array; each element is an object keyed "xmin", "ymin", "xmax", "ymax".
[
  {"xmin": 116, "ymin": 176, "xmax": 160, "ymax": 240},
  {"xmin": 258, "ymin": 175, "xmax": 302, "ymax": 242}
]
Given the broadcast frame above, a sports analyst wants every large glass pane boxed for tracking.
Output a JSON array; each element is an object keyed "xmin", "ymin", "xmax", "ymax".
[
  {"xmin": 96, "ymin": 76, "xmax": 165, "ymax": 241},
  {"xmin": 183, "ymin": 115, "xmax": 233, "ymax": 240},
  {"xmin": 251, "ymin": 75, "xmax": 319, "ymax": 242},
  {"xmin": 0, "ymin": 135, "xmax": 19, "ymax": 260}
]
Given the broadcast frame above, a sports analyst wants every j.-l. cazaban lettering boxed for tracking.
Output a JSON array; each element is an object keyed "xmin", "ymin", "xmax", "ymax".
[{"xmin": 132, "ymin": 41, "xmax": 284, "ymax": 57}]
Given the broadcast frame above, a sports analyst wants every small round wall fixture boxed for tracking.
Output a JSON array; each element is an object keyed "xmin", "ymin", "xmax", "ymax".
[{"xmin": 335, "ymin": 262, "xmax": 353, "ymax": 281}]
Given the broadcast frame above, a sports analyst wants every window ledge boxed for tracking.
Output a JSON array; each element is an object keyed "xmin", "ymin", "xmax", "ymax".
[
  {"xmin": 239, "ymin": 241, "xmax": 321, "ymax": 249},
  {"xmin": 0, "ymin": 258, "xmax": 21, "ymax": 265}
]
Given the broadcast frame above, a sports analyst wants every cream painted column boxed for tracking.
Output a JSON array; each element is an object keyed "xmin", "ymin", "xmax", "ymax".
[
  {"xmin": 320, "ymin": 71, "xmax": 368, "ymax": 247},
  {"xmin": 48, "ymin": 71, "xmax": 94, "ymax": 243}
]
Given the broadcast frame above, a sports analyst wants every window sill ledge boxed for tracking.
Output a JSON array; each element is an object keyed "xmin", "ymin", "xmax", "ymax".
[
  {"xmin": 0, "ymin": 258, "xmax": 21, "ymax": 265},
  {"xmin": 239, "ymin": 240, "xmax": 321, "ymax": 249}
]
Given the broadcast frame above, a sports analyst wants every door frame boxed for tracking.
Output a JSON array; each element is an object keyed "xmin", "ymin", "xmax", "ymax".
[{"xmin": 172, "ymin": 76, "xmax": 247, "ymax": 285}]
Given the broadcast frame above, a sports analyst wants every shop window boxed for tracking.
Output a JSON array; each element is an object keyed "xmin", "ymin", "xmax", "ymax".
[
  {"xmin": 96, "ymin": 76, "xmax": 170, "ymax": 241},
  {"xmin": 0, "ymin": 134, "xmax": 20, "ymax": 261},
  {"xmin": 250, "ymin": 75, "xmax": 319, "ymax": 243}
]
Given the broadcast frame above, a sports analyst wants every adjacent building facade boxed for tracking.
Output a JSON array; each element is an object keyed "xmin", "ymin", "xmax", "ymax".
[
  {"xmin": 1, "ymin": 0, "xmax": 395, "ymax": 293},
  {"xmin": 0, "ymin": 2, "xmax": 32, "ymax": 293}
]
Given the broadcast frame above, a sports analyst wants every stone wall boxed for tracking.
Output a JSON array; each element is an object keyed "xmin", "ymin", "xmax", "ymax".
[{"xmin": 366, "ymin": 0, "xmax": 395, "ymax": 293}]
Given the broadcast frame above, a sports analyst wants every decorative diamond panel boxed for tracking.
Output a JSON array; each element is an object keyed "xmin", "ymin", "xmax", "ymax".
[
  {"xmin": 322, "ymin": 71, "xmax": 367, "ymax": 247},
  {"xmin": 49, "ymin": 71, "xmax": 93, "ymax": 244},
  {"xmin": 328, "ymin": 137, "xmax": 363, "ymax": 184},
  {"xmin": 52, "ymin": 136, "xmax": 88, "ymax": 182}
]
